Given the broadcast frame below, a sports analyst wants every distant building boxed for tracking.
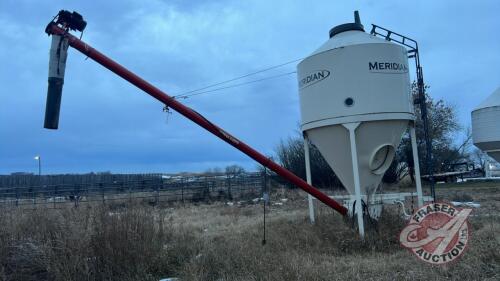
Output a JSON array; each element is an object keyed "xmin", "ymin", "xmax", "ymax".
[{"xmin": 10, "ymin": 172, "xmax": 34, "ymax": 176}]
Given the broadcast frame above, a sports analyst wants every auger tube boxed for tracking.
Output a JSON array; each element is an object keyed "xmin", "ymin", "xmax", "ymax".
[{"xmin": 45, "ymin": 23, "xmax": 348, "ymax": 216}]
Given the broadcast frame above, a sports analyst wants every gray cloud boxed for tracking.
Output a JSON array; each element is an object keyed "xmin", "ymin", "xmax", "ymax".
[{"xmin": 1, "ymin": 0, "xmax": 499, "ymax": 174}]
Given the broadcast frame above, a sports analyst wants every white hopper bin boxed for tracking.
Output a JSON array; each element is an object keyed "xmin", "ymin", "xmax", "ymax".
[
  {"xmin": 297, "ymin": 11, "xmax": 424, "ymax": 236},
  {"xmin": 472, "ymin": 87, "xmax": 500, "ymax": 164}
]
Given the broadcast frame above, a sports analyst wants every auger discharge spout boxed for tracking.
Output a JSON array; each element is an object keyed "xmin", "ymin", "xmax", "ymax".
[{"xmin": 44, "ymin": 35, "xmax": 69, "ymax": 129}]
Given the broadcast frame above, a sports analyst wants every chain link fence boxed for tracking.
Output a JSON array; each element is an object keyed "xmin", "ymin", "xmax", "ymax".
[{"xmin": 0, "ymin": 172, "xmax": 284, "ymax": 209}]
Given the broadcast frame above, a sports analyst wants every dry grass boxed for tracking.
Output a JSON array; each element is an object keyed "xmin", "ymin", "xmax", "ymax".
[{"xmin": 0, "ymin": 186, "xmax": 499, "ymax": 281}]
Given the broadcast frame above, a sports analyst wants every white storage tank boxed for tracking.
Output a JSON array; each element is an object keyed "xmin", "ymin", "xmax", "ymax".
[
  {"xmin": 472, "ymin": 87, "xmax": 500, "ymax": 163},
  {"xmin": 297, "ymin": 11, "xmax": 413, "ymax": 197}
]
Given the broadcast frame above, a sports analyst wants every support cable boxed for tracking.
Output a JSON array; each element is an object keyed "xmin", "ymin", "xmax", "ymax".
[
  {"xmin": 173, "ymin": 71, "xmax": 297, "ymax": 99},
  {"xmin": 173, "ymin": 58, "xmax": 302, "ymax": 98}
]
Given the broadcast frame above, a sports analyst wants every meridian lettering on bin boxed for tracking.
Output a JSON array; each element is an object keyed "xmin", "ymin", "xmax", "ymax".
[
  {"xmin": 299, "ymin": 70, "xmax": 331, "ymax": 89},
  {"xmin": 369, "ymin": 61, "xmax": 408, "ymax": 73}
]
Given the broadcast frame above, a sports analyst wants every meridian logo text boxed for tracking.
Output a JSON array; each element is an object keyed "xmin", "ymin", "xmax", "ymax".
[
  {"xmin": 369, "ymin": 62, "xmax": 408, "ymax": 73},
  {"xmin": 299, "ymin": 70, "xmax": 330, "ymax": 89}
]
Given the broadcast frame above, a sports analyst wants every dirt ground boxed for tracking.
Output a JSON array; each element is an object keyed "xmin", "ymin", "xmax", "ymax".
[{"xmin": 0, "ymin": 181, "xmax": 498, "ymax": 281}]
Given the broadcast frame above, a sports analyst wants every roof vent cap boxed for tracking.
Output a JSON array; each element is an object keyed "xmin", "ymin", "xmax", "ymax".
[{"xmin": 329, "ymin": 10, "xmax": 365, "ymax": 38}]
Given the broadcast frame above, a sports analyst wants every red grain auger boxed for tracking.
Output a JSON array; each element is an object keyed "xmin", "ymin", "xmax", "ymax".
[{"xmin": 43, "ymin": 10, "xmax": 348, "ymax": 216}]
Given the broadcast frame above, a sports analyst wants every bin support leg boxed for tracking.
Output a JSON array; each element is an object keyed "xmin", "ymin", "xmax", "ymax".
[
  {"xmin": 410, "ymin": 124, "xmax": 424, "ymax": 207},
  {"xmin": 304, "ymin": 135, "xmax": 315, "ymax": 224},
  {"xmin": 343, "ymin": 122, "xmax": 364, "ymax": 239}
]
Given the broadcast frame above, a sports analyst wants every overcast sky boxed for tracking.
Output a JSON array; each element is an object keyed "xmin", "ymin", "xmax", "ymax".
[{"xmin": 1, "ymin": 0, "xmax": 499, "ymax": 174}]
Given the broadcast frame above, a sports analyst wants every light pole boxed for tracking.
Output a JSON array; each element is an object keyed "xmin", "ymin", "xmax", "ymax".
[
  {"xmin": 33, "ymin": 155, "xmax": 41, "ymax": 206},
  {"xmin": 34, "ymin": 155, "xmax": 41, "ymax": 176}
]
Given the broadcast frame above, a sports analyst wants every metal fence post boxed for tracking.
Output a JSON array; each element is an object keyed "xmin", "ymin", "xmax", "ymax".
[
  {"xmin": 74, "ymin": 185, "xmax": 78, "ymax": 208},
  {"xmin": 86, "ymin": 183, "xmax": 90, "ymax": 206},
  {"xmin": 227, "ymin": 176, "xmax": 232, "ymax": 201},
  {"xmin": 100, "ymin": 183, "xmax": 105, "ymax": 204},
  {"xmin": 128, "ymin": 182, "xmax": 132, "ymax": 204},
  {"xmin": 181, "ymin": 178, "xmax": 185, "ymax": 204},
  {"xmin": 53, "ymin": 185, "xmax": 56, "ymax": 209},
  {"xmin": 33, "ymin": 184, "xmax": 36, "ymax": 208},
  {"xmin": 155, "ymin": 182, "xmax": 159, "ymax": 205}
]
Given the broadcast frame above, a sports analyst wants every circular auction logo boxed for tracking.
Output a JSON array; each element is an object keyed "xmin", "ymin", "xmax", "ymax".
[{"xmin": 399, "ymin": 202, "xmax": 472, "ymax": 265}]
